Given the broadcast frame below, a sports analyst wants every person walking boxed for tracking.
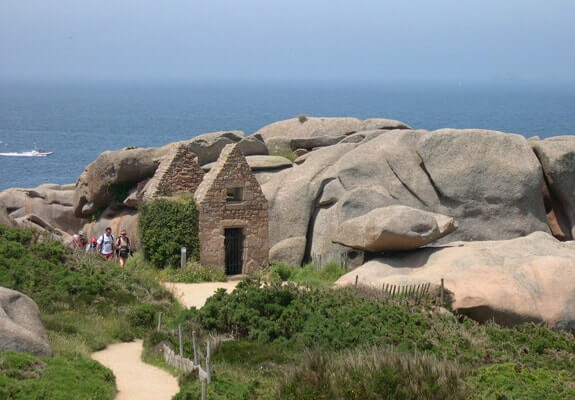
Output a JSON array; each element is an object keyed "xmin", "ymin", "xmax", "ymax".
[
  {"xmin": 87, "ymin": 236, "xmax": 98, "ymax": 252},
  {"xmin": 97, "ymin": 227, "xmax": 115, "ymax": 261},
  {"xmin": 71, "ymin": 230, "xmax": 88, "ymax": 250},
  {"xmin": 115, "ymin": 229, "xmax": 131, "ymax": 267}
]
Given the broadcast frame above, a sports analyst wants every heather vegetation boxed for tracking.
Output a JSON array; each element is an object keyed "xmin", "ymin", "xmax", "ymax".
[
  {"xmin": 2, "ymin": 223, "xmax": 575, "ymax": 399},
  {"xmin": 161, "ymin": 279, "xmax": 575, "ymax": 399},
  {"xmin": 0, "ymin": 225, "xmax": 181, "ymax": 399}
]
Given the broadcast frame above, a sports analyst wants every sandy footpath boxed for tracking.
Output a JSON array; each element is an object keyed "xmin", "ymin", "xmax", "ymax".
[
  {"xmin": 91, "ymin": 340, "xmax": 179, "ymax": 400},
  {"xmin": 90, "ymin": 281, "xmax": 239, "ymax": 399},
  {"xmin": 163, "ymin": 281, "xmax": 240, "ymax": 308}
]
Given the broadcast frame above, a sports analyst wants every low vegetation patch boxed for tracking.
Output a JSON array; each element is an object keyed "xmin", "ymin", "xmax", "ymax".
[
  {"xmin": 0, "ymin": 351, "xmax": 115, "ymax": 400},
  {"xmin": 127, "ymin": 252, "xmax": 226, "ymax": 283},
  {"xmin": 270, "ymin": 151, "xmax": 298, "ymax": 162},
  {"xmin": 166, "ymin": 278, "xmax": 575, "ymax": 399},
  {"xmin": 266, "ymin": 262, "xmax": 346, "ymax": 288},
  {"xmin": 0, "ymin": 225, "xmax": 181, "ymax": 399}
]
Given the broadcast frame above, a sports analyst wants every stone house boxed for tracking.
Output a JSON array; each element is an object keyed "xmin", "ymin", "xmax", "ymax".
[
  {"xmin": 142, "ymin": 142, "xmax": 206, "ymax": 200},
  {"xmin": 194, "ymin": 144, "xmax": 269, "ymax": 274}
]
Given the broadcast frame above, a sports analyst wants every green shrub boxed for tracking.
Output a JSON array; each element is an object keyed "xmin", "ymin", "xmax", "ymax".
[
  {"xmin": 127, "ymin": 304, "xmax": 157, "ymax": 328},
  {"xmin": 196, "ymin": 279, "xmax": 434, "ymax": 349},
  {"xmin": 139, "ymin": 198, "xmax": 199, "ymax": 268},
  {"xmin": 469, "ymin": 363, "xmax": 575, "ymax": 399},
  {"xmin": 268, "ymin": 264, "xmax": 294, "ymax": 281},
  {"xmin": 297, "ymin": 114, "xmax": 308, "ymax": 123}
]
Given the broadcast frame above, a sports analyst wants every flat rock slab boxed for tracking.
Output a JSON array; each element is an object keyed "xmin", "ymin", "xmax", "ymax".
[
  {"xmin": 336, "ymin": 232, "xmax": 575, "ymax": 330},
  {"xmin": 91, "ymin": 340, "xmax": 179, "ymax": 400},
  {"xmin": 332, "ymin": 205, "xmax": 456, "ymax": 252},
  {"xmin": 202, "ymin": 155, "xmax": 292, "ymax": 172},
  {"xmin": 163, "ymin": 281, "xmax": 240, "ymax": 309}
]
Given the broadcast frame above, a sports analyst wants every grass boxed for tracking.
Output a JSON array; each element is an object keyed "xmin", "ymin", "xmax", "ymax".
[
  {"xmin": 280, "ymin": 347, "xmax": 469, "ymax": 400},
  {"xmin": 269, "ymin": 151, "xmax": 298, "ymax": 162},
  {"xmin": 265, "ymin": 262, "xmax": 346, "ymax": 288},
  {"xmin": 0, "ymin": 225, "xmax": 182, "ymax": 399},
  {"xmin": 0, "ymin": 351, "xmax": 116, "ymax": 400},
  {"xmin": 126, "ymin": 252, "xmax": 226, "ymax": 283}
]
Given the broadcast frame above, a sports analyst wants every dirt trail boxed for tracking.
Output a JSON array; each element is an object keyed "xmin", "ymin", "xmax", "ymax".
[
  {"xmin": 91, "ymin": 281, "xmax": 239, "ymax": 399},
  {"xmin": 163, "ymin": 281, "xmax": 240, "ymax": 308},
  {"xmin": 91, "ymin": 340, "xmax": 179, "ymax": 400}
]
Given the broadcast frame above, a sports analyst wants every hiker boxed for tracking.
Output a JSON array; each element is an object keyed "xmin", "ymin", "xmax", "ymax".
[
  {"xmin": 115, "ymin": 229, "xmax": 131, "ymax": 267},
  {"xmin": 87, "ymin": 236, "xmax": 98, "ymax": 252},
  {"xmin": 71, "ymin": 231, "xmax": 88, "ymax": 250},
  {"xmin": 97, "ymin": 227, "xmax": 115, "ymax": 260}
]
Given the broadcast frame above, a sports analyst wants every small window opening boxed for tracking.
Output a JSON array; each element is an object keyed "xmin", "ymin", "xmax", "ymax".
[{"xmin": 226, "ymin": 187, "xmax": 243, "ymax": 202}]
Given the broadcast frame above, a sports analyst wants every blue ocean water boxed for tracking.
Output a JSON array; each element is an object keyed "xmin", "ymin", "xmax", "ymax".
[{"xmin": 1, "ymin": 80, "xmax": 574, "ymax": 191}]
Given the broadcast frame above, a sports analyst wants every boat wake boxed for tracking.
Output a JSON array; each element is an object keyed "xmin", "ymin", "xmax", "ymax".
[{"xmin": 0, "ymin": 150, "xmax": 53, "ymax": 157}]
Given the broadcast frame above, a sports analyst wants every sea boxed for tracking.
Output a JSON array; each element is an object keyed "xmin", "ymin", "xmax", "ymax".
[{"xmin": 1, "ymin": 80, "xmax": 575, "ymax": 192}]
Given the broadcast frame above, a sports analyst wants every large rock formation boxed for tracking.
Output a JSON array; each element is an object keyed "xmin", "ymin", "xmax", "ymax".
[
  {"xmin": 0, "ymin": 287, "xmax": 52, "ymax": 356},
  {"xmin": 532, "ymin": 136, "xmax": 575, "ymax": 239},
  {"xmin": 263, "ymin": 128, "xmax": 551, "ymax": 266},
  {"xmin": 335, "ymin": 232, "xmax": 575, "ymax": 331},
  {"xmin": 0, "ymin": 184, "xmax": 83, "ymax": 235},
  {"xmin": 332, "ymin": 205, "xmax": 456, "ymax": 252},
  {"xmin": 254, "ymin": 116, "xmax": 411, "ymax": 141},
  {"xmin": 73, "ymin": 146, "xmax": 169, "ymax": 217},
  {"xmin": 188, "ymin": 130, "xmax": 245, "ymax": 165}
]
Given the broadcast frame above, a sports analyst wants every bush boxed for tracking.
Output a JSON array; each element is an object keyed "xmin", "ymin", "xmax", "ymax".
[
  {"xmin": 196, "ymin": 279, "xmax": 434, "ymax": 349},
  {"xmin": 139, "ymin": 198, "xmax": 200, "ymax": 268},
  {"xmin": 469, "ymin": 363, "xmax": 575, "ymax": 399},
  {"xmin": 127, "ymin": 304, "xmax": 157, "ymax": 328}
]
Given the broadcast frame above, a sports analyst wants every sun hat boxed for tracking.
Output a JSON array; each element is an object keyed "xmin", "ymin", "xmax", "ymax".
[{"xmin": 120, "ymin": 230, "xmax": 127, "ymax": 235}]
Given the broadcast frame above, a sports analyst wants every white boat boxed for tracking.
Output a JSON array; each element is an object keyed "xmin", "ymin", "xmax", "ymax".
[{"xmin": 0, "ymin": 149, "xmax": 53, "ymax": 157}]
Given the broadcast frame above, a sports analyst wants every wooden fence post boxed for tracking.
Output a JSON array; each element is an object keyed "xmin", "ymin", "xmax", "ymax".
[
  {"xmin": 157, "ymin": 312, "xmax": 162, "ymax": 332},
  {"xmin": 206, "ymin": 340, "xmax": 212, "ymax": 384},
  {"xmin": 192, "ymin": 331, "xmax": 198, "ymax": 365},
  {"xmin": 178, "ymin": 324, "xmax": 183, "ymax": 357},
  {"xmin": 354, "ymin": 274, "xmax": 358, "ymax": 287},
  {"xmin": 201, "ymin": 380, "xmax": 206, "ymax": 400},
  {"xmin": 440, "ymin": 278, "xmax": 445, "ymax": 307}
]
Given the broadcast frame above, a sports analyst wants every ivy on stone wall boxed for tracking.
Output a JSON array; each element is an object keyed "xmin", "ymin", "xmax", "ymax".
[{"xmin": 139, "ymin": 197, "xmax": 199, "ymax": 268}]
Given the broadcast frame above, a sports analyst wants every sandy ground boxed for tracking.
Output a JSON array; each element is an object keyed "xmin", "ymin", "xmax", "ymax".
[
  {"xmin": 91, "ymin": 340, "xmax": 179, "ymax": 400},
  {"xmin": 163, "ymin": 281, "xmax": 240, "ymax": 308},
  {"xmin": 90, "ymin": 281, "xmax": 239, "ymax": 399}
]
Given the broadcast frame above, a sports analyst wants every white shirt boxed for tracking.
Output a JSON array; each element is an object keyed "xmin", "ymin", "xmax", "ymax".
[{"xmin": 98, "ymin": 234, "xmax": 115, "ymax": 255}]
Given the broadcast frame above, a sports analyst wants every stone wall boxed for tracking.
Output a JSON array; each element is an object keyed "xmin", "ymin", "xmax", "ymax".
[
  {"xmin": 195, "ymin": 144, "xmax": 269, "ymax": 273},
  {"xmin": 156, "ymin": 143, "xmax": 205, "ymax": 196},
  {"xmin": 143, "ymin": 143, "xmax": 205, "ymax": 201}
]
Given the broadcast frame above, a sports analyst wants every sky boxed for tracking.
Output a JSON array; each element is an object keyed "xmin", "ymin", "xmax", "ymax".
[{"xmin": 1, "ymin": 0, "xmax": 574, "ymax": 83}]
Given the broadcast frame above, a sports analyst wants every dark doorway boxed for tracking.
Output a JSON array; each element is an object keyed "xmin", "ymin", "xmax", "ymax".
[{"xmin": 224, "ymin": 228, "xmax": 243, "ymax": 275}]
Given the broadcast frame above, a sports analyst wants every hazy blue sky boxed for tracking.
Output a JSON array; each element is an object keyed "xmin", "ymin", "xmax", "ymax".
[{"xmin": 1, "ymin": 0, "xmax": 574, "ymax": 83}]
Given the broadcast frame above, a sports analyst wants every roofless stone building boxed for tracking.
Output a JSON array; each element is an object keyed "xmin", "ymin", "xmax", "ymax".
[{"xmin": 194, "ymin": 144, "xmax": 269, "ymax": 274}]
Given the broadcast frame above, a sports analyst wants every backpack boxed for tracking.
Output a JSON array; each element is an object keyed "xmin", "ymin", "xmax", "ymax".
[{"xmin": 98, "ymin": 234, "xmax": 114, "ymax": 254}]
